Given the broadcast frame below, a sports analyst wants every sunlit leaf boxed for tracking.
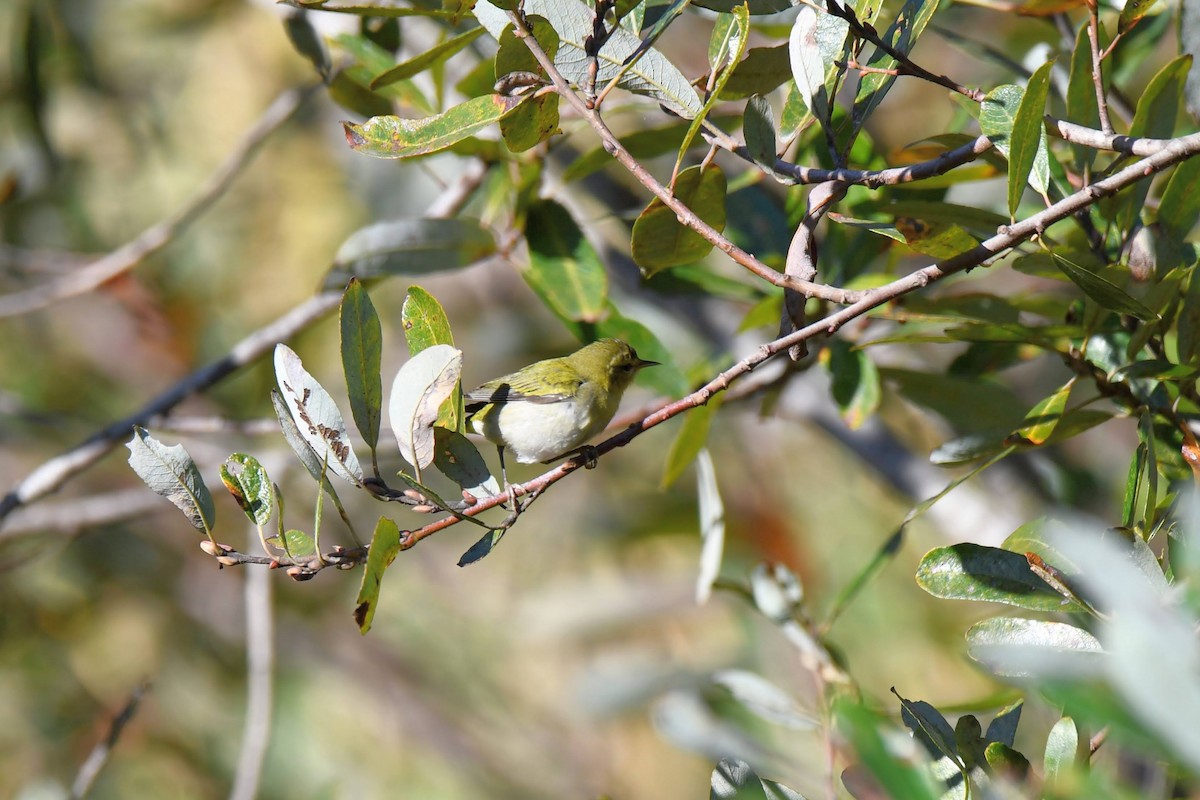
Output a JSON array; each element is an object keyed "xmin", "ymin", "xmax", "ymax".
[
  {"xmin": 126, "ymin": 427, "xmax": 216, "ymax": 533},
  {"xmin": 389, "ymin": 344, "xmax": 463, "ymax": 471},
  {"xmin": 916, "ymin": 543, "xmax": 1086, "ymax": 612},
  {"xmin": 354, "ymin": 517, "xmax": 403, "ymax": 633},
  {"xmin": 1006, "ymin": 59, "xmax": 1053, "ymax": 214},
  {"xmin": 966, "ymin": 617, "xmax": 1103, "ymax": 679},
  {"xmin": 370, "ymin": 27, "xmax": 485, "ymax": 88},
  {"xmin": 1013, "ymin": 379, "xmax": 1072, "ymax": 445},
  {"xmin": 274, "ymin": 345, "xmax": 364, "ymax": 486},
  {"xmin": 1051, "ymin": 252, "xmax": 1159, "ymax": 320},
  {"xmin": 343, "ymin": 94, "xmax": 528, "ymax": 159},
  {"xmin": 220, "ymin": 453, "xmax": 273, "ymax": 527}
]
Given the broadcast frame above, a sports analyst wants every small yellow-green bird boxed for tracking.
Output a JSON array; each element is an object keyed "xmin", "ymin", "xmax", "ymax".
[{"xmin": 465, "ymin": 338, "xmax": 658, "ymax": 480}]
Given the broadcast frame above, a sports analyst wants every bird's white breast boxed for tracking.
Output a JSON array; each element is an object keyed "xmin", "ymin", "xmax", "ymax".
[{"xmin": 475, "ymin": 396, "xmax": 600, "ymax": 463}]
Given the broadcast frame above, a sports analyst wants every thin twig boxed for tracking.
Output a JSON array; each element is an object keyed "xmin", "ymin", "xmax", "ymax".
[
  {"xmin": 1086, "ymin": 1, "xmax": 1114, "ymax": 135},
  {"xmin": 504, "ymin": 10, "xmax": 864, "ymax": 306},
  {"xmin": 0, "ymin": 86, "xmax": 318, "ymax": 319},
  {"xmin": 69, "ymin": 681, "xmax": 151, "ymax": 800}
]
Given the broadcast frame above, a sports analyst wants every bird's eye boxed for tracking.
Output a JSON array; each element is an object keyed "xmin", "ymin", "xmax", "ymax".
[{"xmin": 620, "ymin": 363, "xmax": 634, "ymax": 372}]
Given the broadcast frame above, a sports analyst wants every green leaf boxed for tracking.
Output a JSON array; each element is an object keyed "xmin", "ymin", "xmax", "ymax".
[
  {"xmin": 1158, "ymin": 157, "xmax": 1200, "ymax": 239},
  {"xmin": 343, "ymin": 94, "xmax": 528, "ymax": 159},
  {"xmin": 283, "ymin": 1, "xmax": 458, "ymax": 17},
  {"xmin": 458, "ymin": 527, "xmax": 507, "ymax": 565},
  {"xmin": 720, "ymin": 46, "xmax": 790, "ymax": 100},
  {"xmin": 354, "ymin": 517, "xmax": 403, "ymax": 633},
  {"xmin": 631, "ymin": 164, "xmax": 728, "ymax": 274},
  {"xmin": 388, "ymin": 344, "xmax": 463, "ymax": 471},
  {"xmin": 1006, "ymin": 60, "xmax": 1053, "ymax": 215},
  {"xmin": 675, "ymin": 4, "xmax": 749, "ymax": 168},
  {"xmin": 1013, "ymin": 379, "xmax": 1072, "ymax": 445},
  {"xmin": 850, "ymin": 0, "xmax": 938, "ymax": 136},
  {"xmin": 893, "ymin": 216, "xmax": 980, "ymax": 259},
  {"xmin": 743, "ymin": 94, "xmax": 777, "ymax": 173},
  {"xmin": 472, "ymin": 0, "xmax": 702, "ymax": 117},
  {"xmin": 324, "ymin": 218, "xmax": 497, "ymax": 287},
  {"xmin": 331, "ymin": 33, "xmax": 432, "ymax": 113},
  {"xmin": 693, "ymin": 0, "xmax": 789, "ymax": 12},
  {"xmin": 274, "ymin": 344, "xmax": 365, "ymax": 486},
  {"xmin": 966, "ymin": 617, "xmax": 1103, "ymax": 679},
  {"xmin": 916, "ymin": 543, "xmax": 1086, "ymax": 612},
  {"xmin": 273, "ymin": 529, "xmax": 317, "ymax": 559},
  {"xmin": 661, "ymin": 400, "xmax": 720, "ymax": 489},
  {"xmin": 1066, "ymin": 24, "xmax": 1104, "ymax": 172},
  {"xmin": 1043, "ymin": 716, "xmax": 1078, "ymax": 786},
  {"xmin": 1119, "ymin": 0, "xmax": 1160, "ymax": 33},
  {"xmin": 709, "ymin": 12, "xmax": 741, "ymax": 71},
  {"xmin": 433, "ymin": 428, "xmax": 501, "ymax": 500},
  {"xmin": 220, "ymin": 454, "xmax": 273, "ymax": 527},
  {"xmin": 983, "ymin": 742, "xmax": 1030, "ymax": 781},
  {"xmin": 984, "ymin": 700, "xmax": 1023, "ymax": 747},
  {"xmin": 524, "ymin": 199, "xmax": 608, "ymax": 323},
  {"xmin": 979, "ymin": 84, "xmax": 1021, "ymax": 158},
  {"xmin": 1178, "ymin": 267, "xmax": 1200, "ymax": 364},
  {"xmin": 826, "ymin": 339, "xmax": 880, "ymax": 429},
  {"xmin": 402, "ymin": 286, "xmax": 456, "ymax": 355},
  {"xmin": 370, "ymin": 27, "xmax": 484, "ymax": 89},
  {"xmin": 1051, "ymin": 252, "xmax": 1159, "ymax": 320},
  {"xmin": 340, "ymin": 279, "xmax": 383, "ymax": 452},
  {"xmin": 495, "ymin": 17, "xmax": 561, "ymax": 152},
  {"xmin": 126, "ymin": 427, "xmax": 216, "ymax": 533}
]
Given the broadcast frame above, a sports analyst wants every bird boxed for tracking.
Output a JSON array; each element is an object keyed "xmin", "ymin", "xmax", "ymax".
[{"xmin": 465, "ymin": 338, "xmax": 658, "ymax": 490}]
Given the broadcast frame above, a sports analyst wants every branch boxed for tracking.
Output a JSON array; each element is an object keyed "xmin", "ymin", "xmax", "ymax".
[
  {"xmin": 390, "ymin": 129, "xmax": 1200, "ymax": 551},
  {"xmin": 229, "ymin": 544, "xmax": 273, "ymax": 800},
  {"xmin": 0, "ymin": 162, "xmax": 490, "ymax": 529},
  {"xmin": 505, "ymin": 10, "xmax": 865, "ymax": 306},
  {"xmin": 0, "ymin": 86, "xmax": 318, "ymax": 319}
]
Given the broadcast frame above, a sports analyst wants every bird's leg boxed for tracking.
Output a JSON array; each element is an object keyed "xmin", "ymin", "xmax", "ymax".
[{"xmin": 496, "ymin": 445, "xmax": 528, "ymax": 514}]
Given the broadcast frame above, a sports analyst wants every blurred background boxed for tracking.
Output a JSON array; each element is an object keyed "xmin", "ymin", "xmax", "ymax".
[{"xmin": 0, "ymin": 0, "xmax": 1146, "ymax": 797}]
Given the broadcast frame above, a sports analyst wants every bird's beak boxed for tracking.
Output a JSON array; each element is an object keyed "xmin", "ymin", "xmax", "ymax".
[{"xmin": 636, "ymin": 358, "xmax": 659, "ymax": 369}]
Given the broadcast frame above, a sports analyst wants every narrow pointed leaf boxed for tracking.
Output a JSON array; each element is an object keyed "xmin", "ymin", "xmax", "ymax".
[
  {"xmin": 1013, "ymin": 379, "xmax": 1072, "ymax": 445},
  {"xmin": 220, "ymin": 453, "xmax": 273, "ymax": 527},
  {"xmin": 370, "ymin": 27, "xmax": 485, "ymax": 88},
  {"xmin": 354, "ymin": 517, "xmax": 403, "ymax": 633},
  {"xmin": 1006, "ymin": 60, "xmax": 1053, "ymax": 215},
  {"xmin": 389, "ymin": 344, "xmax": 463, "ymax": 470},
  {"xmin": 283, "ymin": 1, "xmax": 458, "ymax": 17},
  {"xmin": 1119, "ymin": 55, "xmax": 1190, "ymax": 229},
  {"xmin": 126, "ymin": 427, "xmax": 215, "ymax": 533},
  {"xmin": 1051, "ymin": 253, "xmax": 1159, "ymax": 320},
  {"xmin": 341, "ymin": 279, "xmax": 383, "ymax": 451},
  {"xmin": 274, "ymin": 344, "xmax": 364, "ymax": 485},
  {"xmin": 675, "ymin": 4, "xmax": 749, "ymax": 169},
  {"xmin": 789, "ymin": 7, "xmax": 829, "ymax": 124},
  {"xmin": 458, "ymin": 527, "xmax": 507, "ymax": 566}
]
